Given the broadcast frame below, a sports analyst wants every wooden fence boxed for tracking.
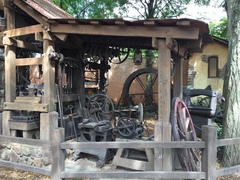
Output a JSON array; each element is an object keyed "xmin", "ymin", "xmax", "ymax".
[{"xmin": 0, "ymin": 125, "xmax": 240, "ymax": 179}]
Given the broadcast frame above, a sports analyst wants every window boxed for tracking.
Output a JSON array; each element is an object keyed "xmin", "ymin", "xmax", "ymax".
[{"xmin": 208, "ymin": 56, "xmax": 218, "ymax": 78}]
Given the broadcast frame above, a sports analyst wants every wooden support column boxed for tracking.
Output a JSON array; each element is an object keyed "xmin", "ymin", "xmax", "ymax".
[
  {"xmin": 173, "ymin": 57, "xmax": 183, "ymax": 98},
  {"xmin": 154, "ymin": 38, "xmax": 172, "ymax": 174},
  {"xmin": 42, "ymin": 31, "xmax": 55, "ymax": 111},
  {"xmin": 40, "ymin": 112, "xmax": 58, "ymax": 140},
  {"xmin": 40, "ymin": 32, "xmax": 57, "ymax": 140},
  {"xmin": 2, "ymin": 7, "xmax": 15, "ymax": 136}
]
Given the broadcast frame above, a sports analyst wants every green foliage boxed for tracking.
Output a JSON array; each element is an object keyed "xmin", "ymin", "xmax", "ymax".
[
  {"xmin": 209, "ymin": 17, "xmax": 228, "ymax": 40},
  {"xmin": 51, "ymin": 0, "xmax": 127, "ymax": 18}
]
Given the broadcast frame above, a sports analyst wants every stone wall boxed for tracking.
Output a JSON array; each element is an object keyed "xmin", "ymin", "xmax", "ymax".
[{"xmin": 0, "ymin": 143, "xmax": 51, "ymax": 167}]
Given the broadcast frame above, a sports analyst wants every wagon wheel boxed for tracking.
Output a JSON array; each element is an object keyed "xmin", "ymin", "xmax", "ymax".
[
  {"xmin": 109, "ymin": 47, "xmax": 130, "ymax": 64},
  {"xmin": 88, "ymin": 94, "xmax": 115, "ymax": 120},
  {"xmin": 120, "ymin": 68, "xmax": 158, "ymax": 112},
  {"xmin": 170, "ymin": 97, "xmax": 200, "ymax": 171},
  {"xmin": 117, "ymin": 117, "xmax": 136, "ymax": 138}
]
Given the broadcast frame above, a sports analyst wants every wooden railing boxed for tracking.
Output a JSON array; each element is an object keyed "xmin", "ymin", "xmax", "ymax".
[{"xmin": 0, "ymin": 125, "xmax": 239, "ymax": 179}]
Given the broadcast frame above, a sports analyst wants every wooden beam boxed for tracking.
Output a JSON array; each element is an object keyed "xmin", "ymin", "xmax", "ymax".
[
  {"xmin": 181, "ymin": 38, "xmax": 203, "ymax": 49},
  {"xmin": 54, "ymin": 33, "xmax": 68, "ymax": 42},
  {"xmin": 165, "ymin": 35, "xmax": 185, "ymax": 57},
  {"xmin": 16, "ymin": 57, "xmax": 43, "ymax": 66},
  {"xmin": 50, "ymin": 24, "xmax": 199, "ymax": 40},
  {"xmin": 4, "ymin": 102, "xmax": 48, "ymax": 112},
  {"xmin": 68, "ymin": 20, "xmax": 78, "ymax": 24},
  {"xmin": 144, "ymin": 21, "xmax": 156, "ymax": 26},
  {"xmin": 3, "ymin": 38, "xmax": 41, "ymax": 51},
  {"xmin": 115, "ymin": 21, "xmax": 125, "ymax": 25},
  {"xmin": 11, "ymin": 0, "xmax": 49, "ymax": 27},
  {"xmin": 5, "ymin": 24, "xmax": 44, "ymax": 38},
  {"xmin": 177, "ymin": 20, "xmax": 191, "ymax": 27},
  {"xmin": 35, "ymin": 32, "xmax": 43, "ymax": 42},
  {"xmin": 42, "ymin": 32, "xmax": 55, "ymax": 112},
  {"xmin": 90, "ymin": 21, "xmax": 101, "ymax": 25}
]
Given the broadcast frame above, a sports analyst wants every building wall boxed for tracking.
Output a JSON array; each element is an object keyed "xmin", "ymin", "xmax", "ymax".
[{"xmin": 188, "ymin": 41, "xmax": 228, "ymax": 94}]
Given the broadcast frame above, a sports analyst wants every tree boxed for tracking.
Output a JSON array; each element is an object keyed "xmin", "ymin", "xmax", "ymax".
[
  {"xmin": 51, "ymin": 0, "xmax": 127, "ymax": 18},
  {"xmin": 221, "ymin": 0, "xmax": 240, "ymax": 166},
  {"xmin": 209, "ymin": 17, "xmax": 228, "ymax": 40}
]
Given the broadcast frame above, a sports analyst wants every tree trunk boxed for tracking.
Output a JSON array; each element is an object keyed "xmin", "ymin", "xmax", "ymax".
[{"xmin": 222, "ymin": 0, "xmax": 240, "ymax": 166}]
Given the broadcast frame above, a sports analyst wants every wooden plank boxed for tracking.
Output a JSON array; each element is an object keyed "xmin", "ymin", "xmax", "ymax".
[
  {"xmin": 0, "ymin": 135, "xmax": 51, "ymax": 148},
  {"xmin": 172, "ymin": 57, "xmax": 183, "ymax": 98},
  {"xmin": 16, "ymin": 57, "xmax": 43, "ymax": 66},
  {"xmin": 112, "ymin": 156, "xmax": 153, "ymax": 171},
  {"xmin": 4, "ymin": 102, "xmax": 48, "ymax": 112},
  {"xmin": 9, "ymin": 120, "xmax": 40, "ymax": 131},
  {"xmin": 0, "ymin": 159, "xmax": 51, "ymax": 176},
  {"xmin": 217, "ymin": 138, "xmax": 240, "ymax": 147},
  {"xmin": 177, "ymin": 20, "xmax": 191, "ymax": 27},
  {"xmin": 90, "ymin": 21, "xmax": 101, "ymax": 25},
  {"xmin": 3, "ymin": 38, "xmax": 41, "ymax": 51},
  {"xmin": 217, "ymin": 165, "xmax": 240, "ymax": 177},
  {"xmin": 115, "ymin": 21, "xmax": 125, "ymax": 25},
  {"xmin": 61, "ymin": 171, "xmax": 206, "ymax": 179},
  {"xmin": 50, "ymin": 24, "xmax": 199, "ymax": 39},
  {"xmin": 144, "ymin": 21, "xmax": 156, "ymax": 26},
  {"xmin": 60, "ymin": 141, "xmax": 206, "ymax": 149},
  {"xmin": 15, "ymin": 96, "xmax": 42, "ymax": 103},
  {"xmin": 5, "ymin": 24, "xmax": 44, "ymax": 38},
  {"xmin": 68, "ymin": 20, "xmax": 78, "ymax": 24}
]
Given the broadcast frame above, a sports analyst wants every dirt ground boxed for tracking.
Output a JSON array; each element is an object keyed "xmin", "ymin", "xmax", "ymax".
[{"xmin": 1, "ymin": 165, "xmax": 240, "ymax": 180}]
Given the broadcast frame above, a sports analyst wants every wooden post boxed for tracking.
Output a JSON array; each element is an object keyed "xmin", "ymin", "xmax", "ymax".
[
  {"xmin": 51, "ymin": 128, "xmax": 65, "ymax": 180},
  {"xmin": 154, "ymin": 38, "xmax": 172, "ymax": 176},
  {"xmin": 40, "ymin": 111, "xmax": 58, "ymax": 140},
  {"xmin": 173, "ymin": 57, "xmax": 183, "ymax": 98},
  {"xmin": 201, "ymin": 125, "xmax": 217, "ymax": 179},
  {"xmin": 42, "ymin": 32, "xmax": 55, "ymax": 112},
  {"xmin": 157, "ymin": 38, "xmax": 171, "ymax": 122}
]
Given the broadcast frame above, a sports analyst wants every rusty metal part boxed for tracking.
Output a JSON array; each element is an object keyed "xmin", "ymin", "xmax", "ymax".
[{"xmin": 170, "ymin": 97, "xmax": 200, "ymax": 171}]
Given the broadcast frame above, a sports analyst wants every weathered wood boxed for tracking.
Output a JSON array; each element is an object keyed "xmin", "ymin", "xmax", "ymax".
[
  {"xmin": 4, "ymin": 7, "xmax": 15, "ymax": 102},
  {"xmin": 3, "ymin": 38, "xmax": 41, "ymax": 51},
  {"xmin": 35, "ymin": 32, "xmax": 43, "ymax": 42},
  {"xmin": 176, "ymin": 20, "xmax": 191, "ymax": 27},
  {"xmin": 61, "ymin": 171, "xmax": 206, "ymax": 179},
  {"xmin": 16, "ymin": 57, "xmax": 43, "ymax": 66},
  {"xmin": 15, "ymin": 96, "xmax": 42, "ymax": 103},
  {"xmin": 9, "ymin": 120, "xmax": 40, "ymax": 131},
  {"xmin": 51, "ymin": 128, "xmax": 65, "ymax": 180},
  {"xmin": 0, "ymin": 159, "xmax": 51, "ymax": 176},
  {"xmin": 157, "ymin": 38, "xmax": 171, "ymax": 122},
  {"xmin": 4, "ymin": 24, "xmax": 44, "ymax": 38},
  {"xmin": 12, "ymin": 0, "xmax": 49, "ymax": 27},
  {"xmin": 50, "ymin": 24, "xmax": 199, "ymax": 39},
  {"xmin": 144, "ymin": 20, "xmax": 156, "ymax": 26},
  {"xmin": 2, "ymin": 111, "xmax": 11, "ymax": 136},
  {"xmin": 165, "ymin": 35, "xmax": 185, "ymax": 57},
  {"xmin": 217, "ymin": 164, "xmax": 240, "ymax": 177},
  {"xmin": 181, "ymin": 38, "xmax": 202, "ymax": 49},
  {"xmin": 201, "ymin": 125, "xmax": 217, "ymax": 179},
  {"xmin": 173, "ymin": 57, "xmax": 183, "ymax": 98},
  {"xmin": 40, "ymin": 112, "xmax": 58, "ymax": 140},
  {"xmin": 54, "ymin": 33, "xmax": 68, "ymax": 41},
  {"xmin": 0, "ymin": 134, "xmax": 51, "ymax": 148},
  {"xmin": 4, "ymin": 102, "xmax": 48, "ymax": 112},
  {"xmin": 42, "ymin": 33, "xmax": 55, "ymax": 111},
  {"xmin": 113, "ymin": 156, "xmax": 154, "ymax": 171},
  {"xmin": 60, "ymin": 141, "xmax": 206, "ymax": 149},
  {"xmin": 217, "ymin": 137, "xmax": 240, "ymax": 147}
]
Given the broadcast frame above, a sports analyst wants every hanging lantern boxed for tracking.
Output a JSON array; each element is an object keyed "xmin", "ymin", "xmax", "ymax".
[{"xmin": 134, "ymin": 49, "xmax": 142, "ymax": 65}]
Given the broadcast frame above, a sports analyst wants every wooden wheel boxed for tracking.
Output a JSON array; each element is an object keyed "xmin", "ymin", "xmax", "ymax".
[{"xmin": 170, "ymin": 97, "xmax": 200, "ymax": 171}]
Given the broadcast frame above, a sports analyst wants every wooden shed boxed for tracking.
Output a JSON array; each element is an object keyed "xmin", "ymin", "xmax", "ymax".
[{"xmin": 0, "ymin": 0, "xmax": 212, "ymax": 143}]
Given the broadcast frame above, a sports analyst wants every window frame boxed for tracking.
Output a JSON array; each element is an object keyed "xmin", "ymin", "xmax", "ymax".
[{"xmin": 208, "ymin": 56, "xmax": 218, "ymax": 78}]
